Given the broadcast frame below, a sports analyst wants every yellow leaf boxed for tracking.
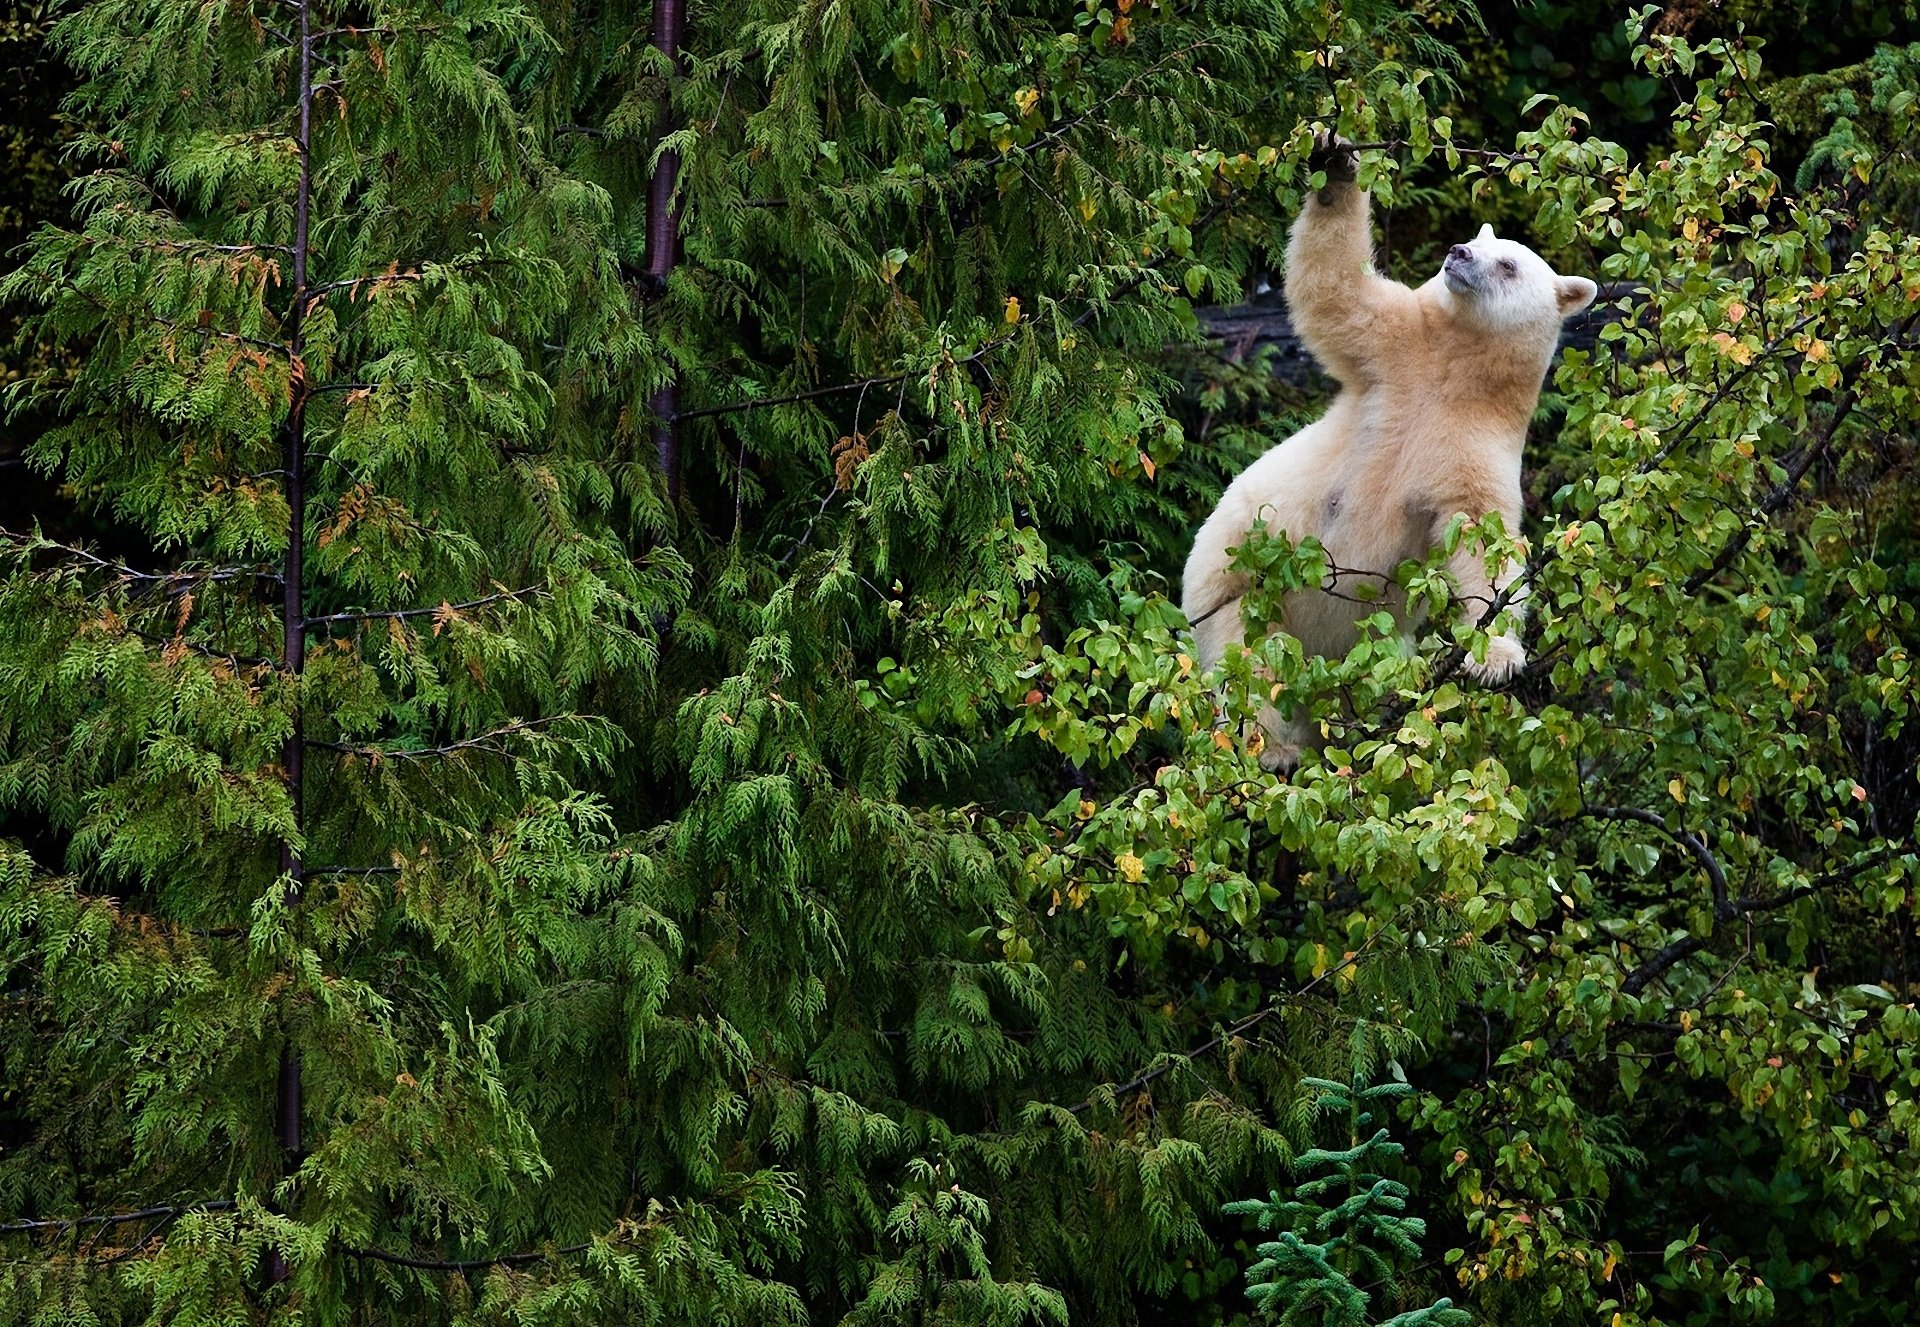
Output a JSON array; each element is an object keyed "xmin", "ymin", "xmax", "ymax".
[
  {"xmin": 1602, "ymin": 1251, "xmax": 1618, "ymax": 1280},
  {"xmin": 1116, "ymin": 852, "xmax": 1146, "ymax": 883},
  {"xmin": 1012, "ymin": 86, "xmax": 1040, "ymax": 117},
  {"xmin": 1004, "ymin": 295, "xmax": 1022, "ymax": 323},
  {"xmin": 1076, "ymin": 799, "xmax": 1096, "ymax": 821},
  {"xmin": 1682, "ymin": 217, "xmax": 1699, "ymax": 240},
  {"xmin": 1077, "ymin": 196, "xmax": 1097, "ymax": 222},
  {"xmin": 1138, "ymin": 450, "xmax": 1156, "ymax": 480},
  {"xmin": 1669, "ymin": 778, "xmax": 1686, "ymax": 803},
  {"xmin": 1711, "ymin": 331, "xmax": 1754, "ymax": 365},
  {"xmin": 1212, "ymin": 729, "xmax": 1233, "ymax": 750}
]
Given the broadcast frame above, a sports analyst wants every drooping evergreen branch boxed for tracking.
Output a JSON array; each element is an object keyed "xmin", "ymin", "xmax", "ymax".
[{"xmin": 672, "ymin": 196, "xmax": 1235, "ymax": 425}]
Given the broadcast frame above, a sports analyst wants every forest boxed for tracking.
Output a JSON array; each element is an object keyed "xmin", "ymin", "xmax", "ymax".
[{"xmin": 1, "ymin": 0, "xmax": 1918, "ymax": 1322}]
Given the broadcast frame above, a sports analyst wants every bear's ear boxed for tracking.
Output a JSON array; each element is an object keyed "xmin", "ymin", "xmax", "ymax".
[
  {"xmin": 1476, "ymin": 223, "xmax": 1496, "ymax": 242},
  {"xmin": 1555, "ymin": 275, "xmax": 1598, "ymax": 318}
]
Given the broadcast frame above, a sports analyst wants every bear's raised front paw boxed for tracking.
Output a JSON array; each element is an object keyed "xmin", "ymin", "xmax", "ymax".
[
  {"xmin": 1308, "ymin": 130, "xmax": 1357, "ymax": 198},
  {"xmin": 1461, "ymin": 635, "xmax": 1526, "ymax": 687}
]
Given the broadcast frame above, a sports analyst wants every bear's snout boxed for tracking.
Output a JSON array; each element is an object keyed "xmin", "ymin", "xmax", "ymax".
[{"xmin": 1447, "ymin": 244, "xmax": 1474, "ymax": 264}]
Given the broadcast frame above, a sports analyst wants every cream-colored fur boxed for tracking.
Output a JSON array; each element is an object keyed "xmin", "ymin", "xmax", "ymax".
[{"xmin": 1183, "ymin": 156, "xmax": 1596, "ymax": 769}]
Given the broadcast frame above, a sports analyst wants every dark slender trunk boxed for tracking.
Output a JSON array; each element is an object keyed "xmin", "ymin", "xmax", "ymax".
[
  {"xmin": 272, "ymin": 0, "xmax": 315, "ymax": 1278},
  {"xmin": 645, "ymin": 0, "xmax": 684, "ymax": 501}
]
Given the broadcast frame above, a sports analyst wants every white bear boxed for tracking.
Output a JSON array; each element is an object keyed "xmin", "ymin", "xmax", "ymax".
[{"xmin": 1182, "ymin": 135, "xmax": 1596, "ymax": 769}]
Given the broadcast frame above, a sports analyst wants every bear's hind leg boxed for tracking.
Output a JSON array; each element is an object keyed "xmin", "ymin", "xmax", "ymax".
[{"xmin": 1255, "ymin": 703, "xmax": 1310, "ymax": 773}]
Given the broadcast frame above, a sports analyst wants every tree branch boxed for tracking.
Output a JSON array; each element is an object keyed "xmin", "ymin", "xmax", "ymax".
[
  {"xmin": 310, "ymin": 717, "xmax": 571, "ymax": 762},
  {"xmin": 340, "ymin": 1239, "xmax": 592, "ymax": 1271},
  {"xmin": 303, "ymin": 585, "xmax": 544, "ymax": 629},
  {"xmin": 0, "ymin": 1200, "xmax": 238, "ymax": 1236},
  {"xmin": 1064, "ymin": 934, "xmax": 1377, "ymax": 1115}
]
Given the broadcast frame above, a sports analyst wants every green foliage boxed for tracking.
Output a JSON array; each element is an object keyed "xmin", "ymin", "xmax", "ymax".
[
  {"xmin": 1226, "ymin": 1076, "xmax": 1468, "ymax": 1327},
  {"xmin": 1, "ymin": 1, "xmax": 1918, "ymax": 1325}
]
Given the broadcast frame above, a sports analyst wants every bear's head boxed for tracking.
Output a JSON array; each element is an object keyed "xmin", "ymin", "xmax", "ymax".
[{"xmin": 1439, "ymin": 224, "xmax": 1597, "ymax": 336}]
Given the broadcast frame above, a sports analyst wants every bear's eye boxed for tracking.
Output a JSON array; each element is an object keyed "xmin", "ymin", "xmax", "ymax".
[{"xmin": 1497, "ymin": 258, "xmax": 1517, "ymax": 277}]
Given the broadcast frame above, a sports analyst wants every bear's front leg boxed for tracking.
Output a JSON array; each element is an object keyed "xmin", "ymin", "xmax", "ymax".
[
  {"xmin": 1442, "ymin": 518, "xmax": 1528, "ymax": 686},
  {"xmin": 1460, "ymin": 632, "xmax": 1526, "ymax": 686}
]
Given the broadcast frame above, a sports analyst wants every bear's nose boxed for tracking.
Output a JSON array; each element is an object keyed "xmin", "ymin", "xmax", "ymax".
[{"xmin": 1448, "ymin": 244, "xmax": 1474, "ymax": 263}]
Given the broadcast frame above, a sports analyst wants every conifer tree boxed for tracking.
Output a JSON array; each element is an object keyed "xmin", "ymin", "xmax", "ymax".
[{"xmin": 1226, "ymin": 1076, "xmax": 1467, "ymax": 1327}]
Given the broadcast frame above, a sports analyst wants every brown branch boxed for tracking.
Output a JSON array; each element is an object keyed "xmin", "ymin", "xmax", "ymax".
[
  {"xmin": 1731, "ymin": 842, "xmax": 1913, "ymax": 916},
  {"xmin": 1346, "ymin": 138, "xmax": 1537, "ymax": 165},
  {"xmin": 1588, "ymin": 806, "xmax": 1728, "ymax": 912},
  {"xmin": 340, "ymin": 1240, "xmax": 592, "ymax": 1271}
]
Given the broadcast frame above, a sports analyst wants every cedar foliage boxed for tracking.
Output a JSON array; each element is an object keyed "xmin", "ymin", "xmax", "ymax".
[{"xmin": 1, "ymin": 0, "xmax": 1918, "ymax": 1324}]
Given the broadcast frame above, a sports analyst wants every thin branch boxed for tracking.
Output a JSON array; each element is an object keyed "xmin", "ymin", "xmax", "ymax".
[
  {"xmin": 1347, "ymin": 137, "xmax": 1538, "ymax": 165},
  {"xmin": 310, "ymin": 717, "xmax": 571, "ymax": 762},
  {"xmin": 1064, "ymin": 935, "xmax": 1378, "ymax": 1115},
  {"xmin": 0, "ymin": 1201, "xmax": 237, "ymax": 1236},
  {"xmin": 1, "ymin": 531, "xmax": 280, "ymax": 591},
  {"xmin": 303, "ymin": 585, "xmax": 544, "ymax": 628},
  {"xmin": 1681, "ymin": 387, "xmax": 1860, "ymax": 594},
  {"xmin": 341, "ymin": 1241, "xmax": 593, "ymax": 1271},
  {"xmin": 1731, "ymin": 842, "xmax": 1913, "ymax": 916}
]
